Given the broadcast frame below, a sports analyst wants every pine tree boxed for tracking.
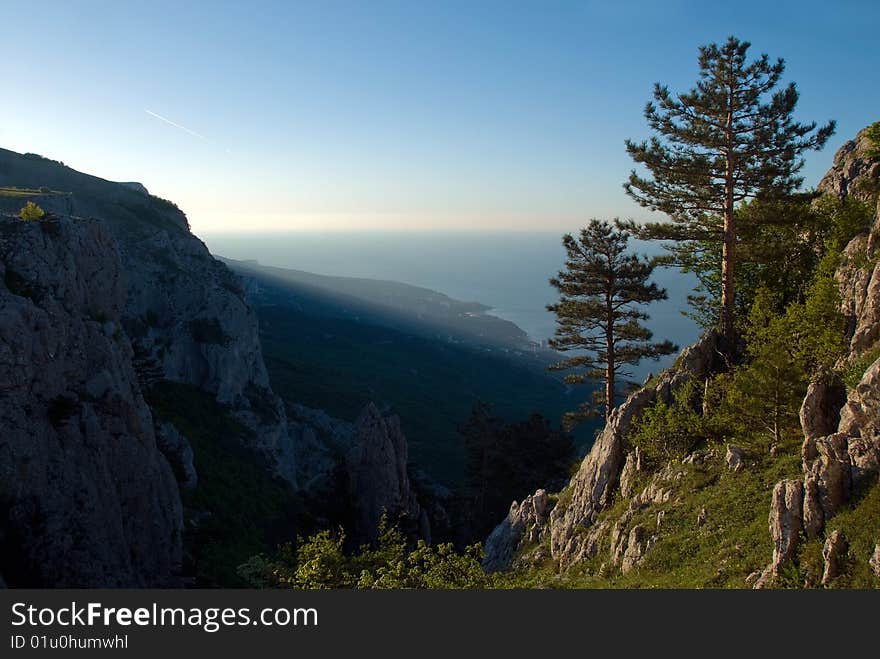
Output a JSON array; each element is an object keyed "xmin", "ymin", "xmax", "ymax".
[
  {"xmin": 548, "ymin": 219, "xmax": 676, "ymax": 426},
  {"xmin": 624, "ymin": 36, "xmax": 835, "ymax": 347}
]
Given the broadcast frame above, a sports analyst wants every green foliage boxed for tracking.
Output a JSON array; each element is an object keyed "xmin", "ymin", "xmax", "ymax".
[
  {"xmin": 866, "ymin": 121, "xmax": 880, "ymax": 160},
  {"xmin": 548, "ymin": 219, "xmax": 676, "ymax": 424},
  {"xmin": 813, "ymin": 195, "xmax": 875, "ymax": 255},
  {"xmin": 457, "ymin": 402, "xmax": 574, "ymax": 541},
  {"xmin": 629, "ymin": 380, "xmax": 718, "ymax": 462},
  {"xmin": 240, "ymin": 521, "xmax": 493, "ymax": 589},
  {"xmin": 718, "ymin": 272, "xmax": 845, "ymax": 451},
  {"xmin": 626, "ymin": 36, "xmax": 834, "ymax": 339},
  {"xmin": 19, "ymin": 201, "xmax": 45, "ymax": 221},
  {"xmin": 824, "ymin": 475, "xmax": 880, "ymax": 588},
  {"xmin": 147, "ymin": 382, "xmax": 302, "ymax": 586},
  {"xmin": 844, "ymin": 344, "xmax": 880, "ymax": 390}
]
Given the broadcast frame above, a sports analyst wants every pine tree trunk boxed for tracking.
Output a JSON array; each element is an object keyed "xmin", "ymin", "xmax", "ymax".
[
  {"xmin": 605, "ymin": 321, "xmax": 615, "ymax": 422},
  {"xmin": 720, "ymin": 94, "xmax": 736, "ymax": 347}
]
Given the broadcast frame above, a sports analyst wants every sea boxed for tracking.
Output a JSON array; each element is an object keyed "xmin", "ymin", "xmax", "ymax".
[{"xmin": 202, "ymin": 231, "xmax": 701, "ymax": 380}]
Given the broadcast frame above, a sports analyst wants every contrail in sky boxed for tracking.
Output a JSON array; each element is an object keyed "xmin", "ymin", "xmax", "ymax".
[{"xmin": 144, "ymin": 109, "xmax": 209, "ymax": 141}]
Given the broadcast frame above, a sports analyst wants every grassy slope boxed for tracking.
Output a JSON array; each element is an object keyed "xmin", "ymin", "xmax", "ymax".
[{"xmin": 504, "ymin": 433, "xmax": 879, "ymax": 589}]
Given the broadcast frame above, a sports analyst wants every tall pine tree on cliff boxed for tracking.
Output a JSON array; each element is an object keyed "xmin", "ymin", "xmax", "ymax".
[
  {"xmin": 548, "ymin": 219, "xmax": 676, "ymax": 426},
  {"xmin": 624, "ymin": 36, "xmax": 835, "ymax": 348}
]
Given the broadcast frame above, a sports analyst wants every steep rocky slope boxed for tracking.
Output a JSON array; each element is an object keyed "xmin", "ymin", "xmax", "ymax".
[
  {"xmin": 484, "ymin": 126, "xmax": 880, "ymax": 587},
  {"xmin": 0, "ymin": 149, "xmax": 296, "ymax": 486},
  {"xmin": 0, "ymin": 214, "xmax": 182, "ymax": 586}
]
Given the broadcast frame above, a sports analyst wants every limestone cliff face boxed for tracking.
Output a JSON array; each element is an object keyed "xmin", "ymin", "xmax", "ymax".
[
  {"xmin": 0, "ymin": 149, "xmax": 296, "ymax": 487},
  {"xmin": 0, "ymin": 215, "xmax": 182, "ymax": 586},
  {"xmin": 483, "ymin": 333, "xmax": 722, "ymax": 571}
]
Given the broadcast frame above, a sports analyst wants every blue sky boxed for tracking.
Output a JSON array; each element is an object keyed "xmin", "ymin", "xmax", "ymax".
[{"xmin": 1, "ymin": 1, "xmax": 877, "ymax": 232}]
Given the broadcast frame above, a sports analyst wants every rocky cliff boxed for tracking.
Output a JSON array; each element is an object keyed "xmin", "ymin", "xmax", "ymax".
[
  {"xmin": 0, "ymin": 214, "xmax": 182, "ymax": 586},
  {"xmin": 756, "ymin": 126, "xmax": 880, "ymax": 587},
  {"xmin": 0, "ymin": 149, "xmax": 296, "ymax": 486}
]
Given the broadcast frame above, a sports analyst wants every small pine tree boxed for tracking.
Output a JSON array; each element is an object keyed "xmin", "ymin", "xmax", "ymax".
[
  {"xmin": 19, "ymin": 201, "xmax": 45, "ymax": 221},
  {"xmin": 547, "ymin": 219, "xmax": 676, "ymax": 426}
]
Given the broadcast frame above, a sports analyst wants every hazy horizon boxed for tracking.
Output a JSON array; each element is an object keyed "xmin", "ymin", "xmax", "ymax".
[{"xmin": 3, "ymin": 1, "xmax": 879, "ymax": 234}]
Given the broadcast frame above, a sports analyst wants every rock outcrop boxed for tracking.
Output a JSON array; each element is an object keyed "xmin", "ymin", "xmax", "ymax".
[
  {"xmin": 821, "ymin": 530, "xmax": 848, "ymax": 587},
  {"xmin": 345, "ymin": 403, "xmax": 428, "ymax": 543},
  {"xmin": 757, "ymin": 126, "xmax": 880, "ymax": 587},
  {"xmin": 547, "ymin": 332, "xmax": 720, "ymax": 566},
  {"xmin": 0, "ymin": 215, "xmax": 183, "ymax": 586},
  {"xmin": 482, "ymin": 332, "xmax": 721, "ymax": 572},
  {"xmin": 483, "ymin": 489, "xmax": 552, "ymax": 572},
  {"xmin": 762, "ymin": 480, "xmax": 804, "ymax": 583}
]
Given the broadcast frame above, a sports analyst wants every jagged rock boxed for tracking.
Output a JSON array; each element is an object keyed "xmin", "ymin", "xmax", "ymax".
[
  {"xmin": 817, "ymin": 125, "xmax": 880, "ymax": 203},
  {"xmin": 800, "ymin": 379, "xmax": 847, "ymax": 442},
  {"xmin": 656, "ymin": 510, "xmax": 666, "ymax": 529},
  {"xmin": 155, "ymin": 421, "xmax": 197, "ymax": 490},
  {"xmin": 620, "ymin": 525, "xmax": 654, "ymax": 574},
  {"xmin": 802, "ymin": 474, "xmax": 825, "ymax": 540},
  {"xmin": 630, "ymin": 480, "xmax": 672, "ymax": 511},
  {"xmin": 546, "ymin": 332, "xmax": 720, "ymax": 566},
  {"xmin": 0, "ymin": 215, "xmax": 183, "ymax": 586},
  {"xmin": 870, "ymin": 544, "xmax": 880, "ymax": 578},
  {"xmin": 288, "ymin": 403, "xmax": 354, "ymax": 493},
  {"xmin": 483, "ymin": 489, "xmax": 553, "ymax": 572},
  {"xmin": 766, "ymin": 479, "xmax": 804, "ymax": 580},
  {"xmin": 838, "ymin": 358, "xmax": 880, "ymax": 486},
  {"xmin": 803, "ymin": 433, "xmax": 852, "ymax": 524},
  {"xmin": 725, "ymin": 445, "xmax": 745, "ymax": 472},
  {"xmin": 745, "ymin": 570, "xmax": 762, "ymax": 587},
  {"xmin": 619, "ymin": 449, "xmax": 641, "ymax": 499},
  {"xmin": 823, "ymin": 127, "xmax": 880, "ymax": 355},
  {"xmin": 821, "ymin": 530, "xmax": 848, "ymax": 587},
  {"xmin": 610, "ymin": 510, "xmax": 634, "ymax": 566},
  {"xmin": 345, "ymin": 403, "xmax": 424, "ymax": 544}
]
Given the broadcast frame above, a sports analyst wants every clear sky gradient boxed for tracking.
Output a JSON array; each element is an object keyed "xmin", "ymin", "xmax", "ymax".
[{"xmin": 2, "ymin": 1, "xmax": 877, "ymax": 233}]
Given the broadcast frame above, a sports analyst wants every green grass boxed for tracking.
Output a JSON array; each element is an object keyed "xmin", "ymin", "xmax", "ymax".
[
  {"xmin": 505, "ymin": 436, "xmax": 805, "ymax": 589},
  {"xmin": 823, "ymin": 475, "xmax": 880, "ymax": 588},
  {"xmin": 146, "ymin": 381, "xmax": 302, "ymax": 586},
  {"xmin": 844, "ymin": 343, "xmax": 880, "ymax": 390}
]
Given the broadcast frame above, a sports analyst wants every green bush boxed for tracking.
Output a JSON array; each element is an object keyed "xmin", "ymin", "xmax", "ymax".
[
  {"xmin": 19, "ymin": 201, "xmax": 45, "ymax": 221},
  {"xmin": 630, "ymin": 380, "xmax": 712, "ymax": 462},
  {"xmin": 239, "ymin": 520, "xmax": 493, "ymax": 589}
]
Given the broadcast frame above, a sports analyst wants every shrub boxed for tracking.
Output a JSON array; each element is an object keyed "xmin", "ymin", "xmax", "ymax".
[
  {"xmin": 19, "ymin": 201, "xmax": 45, "ymax": 221},
  {"xmin": 629, "ymin": 380, "xmax": 711, "ymax": 462}
]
